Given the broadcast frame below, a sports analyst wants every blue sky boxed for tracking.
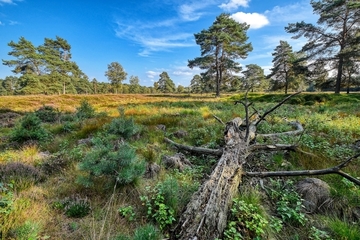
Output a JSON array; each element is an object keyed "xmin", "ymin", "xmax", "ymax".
[{"xmin": 0, "ymin": 0, "xmax": 317, "ymax": 87}]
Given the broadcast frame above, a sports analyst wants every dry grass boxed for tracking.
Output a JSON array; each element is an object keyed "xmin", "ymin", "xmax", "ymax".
[
  {"xmin": 1, "ymin": 93, "xmax": 360, "ymax": 239},
  {"xmin": 0, "ymin": 94, "xmax": 221, "ymax": 113}
]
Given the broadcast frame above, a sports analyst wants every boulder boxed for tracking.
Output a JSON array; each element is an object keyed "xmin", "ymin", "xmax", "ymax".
[{"xmin": 295, "ymin": 178, "xmax": 331, "ymax": 213}]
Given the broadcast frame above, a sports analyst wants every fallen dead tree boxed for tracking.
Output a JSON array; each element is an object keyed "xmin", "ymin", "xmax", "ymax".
[{"xmin": 164, "ymin": 92, "xmax": 360, "ymax": 240}]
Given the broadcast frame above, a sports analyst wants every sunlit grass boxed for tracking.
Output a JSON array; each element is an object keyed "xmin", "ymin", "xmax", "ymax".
[
  {"xmin": 1, "ymin": 93, "xmax": 360, "ymax": 239},
  {"xmin": 0, "ymin": 145, "xmax": 45, "ymax": 165}
]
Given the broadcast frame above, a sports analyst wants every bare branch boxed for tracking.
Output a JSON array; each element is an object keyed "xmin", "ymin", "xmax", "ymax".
[
  {"xmin": 248, "ymin": 143, "xmax": 298, "ymax": 152},
  {"xmin": 245, "ymin": 153, "xmax": 360, "ymax": 186},
  {"xmin": 255, "ymin": 92, "xmax": 302, "ymax": 127},
  {"xmin": 258, "ymin": 120, "xmax": 304, "ymax": 138},
  {"xmin": 212, "ymin": 114, "xmax": 225, "ymax": 125},
  {"xmin": 164, "ymin": 137, "xmax": 223, "ymax": 156}
]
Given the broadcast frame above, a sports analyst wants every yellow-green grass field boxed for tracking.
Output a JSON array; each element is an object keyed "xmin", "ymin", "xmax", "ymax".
[{"xmin": 0, "ymin": 93, "xmax": 359, "ymax": 240}]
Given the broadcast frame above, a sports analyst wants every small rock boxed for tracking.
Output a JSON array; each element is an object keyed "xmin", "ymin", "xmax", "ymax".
[{"xmin": 157, "ymin": 124, "xmax": 166, "ymax": 131}]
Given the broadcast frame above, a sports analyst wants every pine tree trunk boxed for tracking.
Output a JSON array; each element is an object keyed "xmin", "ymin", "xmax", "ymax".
[{"xmin": 335, "ymin": 56, "xmax": 344, "ymax": 94}]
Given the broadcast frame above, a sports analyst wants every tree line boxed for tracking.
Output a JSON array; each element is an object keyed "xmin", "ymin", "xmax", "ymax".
[
  {"xmin": 2, "ymin": 0, "xmax": 360, "ymax": 96},
  {"xmin": 0, "ymin": 36, "xmax": 184, "ymax": 95}
]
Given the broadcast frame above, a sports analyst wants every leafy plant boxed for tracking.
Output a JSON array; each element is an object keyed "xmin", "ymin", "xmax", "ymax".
[
  {"xmin": 118, "ymin": 205, "xmax": 135, "ymax": 221},
  {"xmin": 140, "ymin": 178, "xmax": 179, "ymax": 230},
  {"xmin": 0, "ymin": 182, "xmax": 14, "ymax": 216},
  {"xmin": 224, "ymin": 198, "xmax": 268, "ymax": 239},
  {"xmin": 268, "ymin": 179, "xmax": 306, "ymax": 226},
  {"xmin": 309, "ymin": 226, "xmax": 331, "ymax": 240}
]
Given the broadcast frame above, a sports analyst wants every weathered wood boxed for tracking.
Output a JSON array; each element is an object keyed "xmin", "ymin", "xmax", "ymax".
[
  {"xmin": 258, "ymin": 120, "xmax": 304, "ymax": 138},
  {"xmin": 175, "ymin": 118, "xmax": 249, "ymax": 240},
  {"xmin": 164, "ymin": 137, "xmax": 223, "ymax": 156},
  {"xmin": 245, "ymin": 152, "xmax": 360, "ymax": 186}
]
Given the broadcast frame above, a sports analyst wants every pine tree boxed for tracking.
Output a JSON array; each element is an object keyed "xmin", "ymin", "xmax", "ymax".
[
  {"xmin": 268, "ymin": 41, "xmax": 295, "ymax": 94},
  {"xmin": 241, "ymin": 64, "xmax": 268, "ymax": 92},
  {"xmin": 286, "ymin": 0, "xmax": 360, "ymax": 93},
  {"xmin": 188, "ymin": 13, "xmax": 252, "ymax": 97},
  {"xmin": 156, "ymin": 72, "xmax": 175, "ymax": 93}
]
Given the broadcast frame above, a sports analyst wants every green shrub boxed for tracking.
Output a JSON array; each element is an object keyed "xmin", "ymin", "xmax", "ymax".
[
  {"xmin": 77, "ymin": 136, "xmax": 145, "ymax": 187},
  {"xmin": 10, "ymin": 113, "xmax": 50, "ymax": 143},
  {"xmin": 35, "ymin": 105, "xmax": 59, "ymax": 123},
  {"xmin": 106, "ymin": 108, "xmax": 140, "ymax": 139},
  {"xmin": 75, "ymin": 100, "xmax": 95, "ymax": 120},
  {"xmin": 53, "ymin": 195, "xmax": 91, "ymax": 218}
]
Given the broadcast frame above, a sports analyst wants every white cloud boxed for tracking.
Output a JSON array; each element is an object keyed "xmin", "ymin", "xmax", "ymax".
[
  {"xmin": 170, "ymin": 65, "xmax": 202, "ymax": 81},
  {"xmin": 264, "ymin": 1, "xmax": 316, "ymax": 25},
  {"xmin": 0, "ymin": 0, "xmax": 21, "ymax": 5},
  {"xmin": 146, "ymin": 70, "xmax": 161, "ymax": 79},
  {"xmin": 0, "ymin": 21, "xmax": 3, "ymax": 25},
  {"xmin": 231, "ymin": 12, "xmax": 269, "ymax": 29},
  {"xmin": 115, "ymin": 19, "xmax": 195, "ymax": 56},
  {"xmin": 178, "ymin": 2, "xmax": 214, "ymax": 21},
  {"xmin": 219, "ymin": 0, "xmax": 250, "ymax": 11},
  {"xmin": 179, "ymin": 4, "xmax": 203, "ymax": 21},
  {"xmin": 262, "ymin": 34, "xmax": 307, "ymax": 51},
  {"xmin": 8, "ymin": 20, "xmax": 19, "ymax": 25},
  {"xmin": 173, "ymin": 70, "xmax": 193, "ymax": 76}
]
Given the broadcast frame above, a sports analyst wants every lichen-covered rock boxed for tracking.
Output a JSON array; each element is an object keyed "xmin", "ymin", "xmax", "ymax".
[
  {"xmin": 173, "ymin": 130, "xmax": 188, "ymax": 138},
  {"xmin": 162, "ymin": 153, "xmax": 192, "ymax": 171},
  {"xmin": 295, "ymin": 178, "xmax": 331, "ymax": 213}
]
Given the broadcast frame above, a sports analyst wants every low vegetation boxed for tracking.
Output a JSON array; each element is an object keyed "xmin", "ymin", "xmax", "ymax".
[{"xmin": 0, "ymin": 93, "xmax": 359, "ymax": 239}]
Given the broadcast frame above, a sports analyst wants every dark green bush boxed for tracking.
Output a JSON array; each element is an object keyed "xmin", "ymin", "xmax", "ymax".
[
  {"xmin": 106, "ymin": 108, "xmax": 140, "ymax": 139},
  {"xmin": 35, "ymin": 105, "xmax": 59, "ymax": 123},
  {"xmin": 77, "ymin": 136, "xmax": 145, "ymax": 187},
  {"xmin": 10, "ymin": 113, "xmax": 50, "ymax": 143},
  {"xmin": 75, "ymin": 100, "xmax": 95, "ymax": 120}
]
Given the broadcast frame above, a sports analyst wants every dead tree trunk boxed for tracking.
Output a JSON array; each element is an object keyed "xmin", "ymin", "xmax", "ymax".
[
  {"xmin": 171, "ymin": 93, "xmax": 303, "ymax": 239},
  {"xmin": 167, "ymin": 92, "xmax": 360, "ymax": 239},
  {"xmin": 173, "ymin": 118, "xmax": 253, "ymax": 239}
]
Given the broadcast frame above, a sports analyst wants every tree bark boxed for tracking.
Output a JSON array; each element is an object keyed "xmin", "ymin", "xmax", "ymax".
[{"xmin": 174, "ymin": 118, "xmax": 251, "ymax": 240}]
